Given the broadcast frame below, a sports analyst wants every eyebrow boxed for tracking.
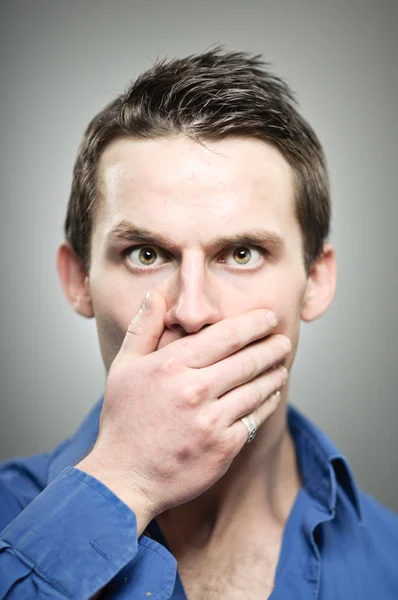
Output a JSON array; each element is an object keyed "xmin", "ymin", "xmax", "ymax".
[{"xmin": 106, "ymin": 220, "xmax": 285, "ymax": 252}]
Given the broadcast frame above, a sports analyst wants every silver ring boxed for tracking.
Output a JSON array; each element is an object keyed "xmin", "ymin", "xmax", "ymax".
[{"xmin": 240, "ymin": 416, "xmax": 258, "ymax": 443}]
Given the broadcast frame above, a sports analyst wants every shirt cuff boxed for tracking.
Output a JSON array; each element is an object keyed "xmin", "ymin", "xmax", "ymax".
[{"xmin": 1, "ymin": 466, "xmax": 138, "ymax": 599}]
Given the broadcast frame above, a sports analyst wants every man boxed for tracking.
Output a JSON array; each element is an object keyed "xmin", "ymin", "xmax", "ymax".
[{"xmin": 0, "ymin": 48, "xmax": 397, "ymax": 600}]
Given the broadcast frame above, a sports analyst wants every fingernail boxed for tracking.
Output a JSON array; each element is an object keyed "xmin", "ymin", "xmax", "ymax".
[
  {"xmin": 267, "ymin": 311, "xmax": 278, "ymax": 327},
  {"xmin": 281, "ymin": 337, "xmax": 292, "ymax": 353},
  {"xmin": 141, "ymin": 291, "xmax": 151, "ymax": 313},
  {"xmin": 280, "ymin": 366, "xmax": 289, "ymax": 385}
]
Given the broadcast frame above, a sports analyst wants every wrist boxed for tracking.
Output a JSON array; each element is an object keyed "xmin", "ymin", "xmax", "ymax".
[{"xmin": 76, "ymin": 455, "xmax": 155, "ymax": 537}]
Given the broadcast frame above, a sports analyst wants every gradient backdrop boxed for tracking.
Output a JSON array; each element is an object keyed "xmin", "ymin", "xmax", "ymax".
[{"xmin": 0, "ymin": 0, "xmax": 397, "ymax": 512}]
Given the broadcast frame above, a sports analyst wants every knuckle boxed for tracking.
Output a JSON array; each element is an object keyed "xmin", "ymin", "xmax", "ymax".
[
  {"xmin": 239, "ymin": 387, "xmax": 260, "ymax": 414},
  {"xmin": 126, "ymin": 316, "xmax": 144, "ymax": 337},
  {"xmin": 221, "ymin": 324, "xmax": 241, "ymax": 353},
  {"xmin": 253, "ymin": 385, "xmax": 265, "ymax": 409},
  {"xmin": 195, "ymin": 412, "xmax": 214, "ymax": 436},
  {"xmin": 237, "ymin": 394, "xmax": 252, "ymax": 415},
  {"xmin": 182, "ymin": 382, "xmax": 206, "ymax": 408},
  {"xmin": 159, "ymin": 355, "xmax": 184, "ymax": 376},
  {"xmin": 241, "ymin": 353, "xmax": 258, "ymax": 381}
]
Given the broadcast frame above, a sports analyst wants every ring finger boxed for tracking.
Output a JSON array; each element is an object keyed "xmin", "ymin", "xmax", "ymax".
[{"xmin": 215, "ymin": 364, "xmax": 288, "ymax": 426}]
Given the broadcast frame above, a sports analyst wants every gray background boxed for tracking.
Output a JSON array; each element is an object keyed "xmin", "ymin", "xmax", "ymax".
[{"xmin": 0, "ymin": 0, "xmax": 397, "ymax": 512}]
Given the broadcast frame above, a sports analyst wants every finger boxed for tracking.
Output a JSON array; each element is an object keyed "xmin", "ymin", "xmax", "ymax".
[
  {"xmin": 216, "ymin": 364, "xmax": 288, "ymax": 425},
  {"xmin": 119, "ymin": 289, "xmax": 167, "ymax": 359},
  {"xmin": 230, "ymin": 389, "xmax": 283, "ymax": 449},
  {"xmin": 169, "ymin": 309, "xmax": 278, "ymax": 368},
  {"xmin": 250, "ymin": 389, "xmax": 282, "ymax": 426},
  {"xmin": 205, "ymin": 334, "xmax": 291, "ymax": 399}
]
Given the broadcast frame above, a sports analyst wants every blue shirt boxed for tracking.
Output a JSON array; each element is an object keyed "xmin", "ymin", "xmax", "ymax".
[{"xmin": 0, "ymin": 400, "xmax": 397, "ymax": 599}]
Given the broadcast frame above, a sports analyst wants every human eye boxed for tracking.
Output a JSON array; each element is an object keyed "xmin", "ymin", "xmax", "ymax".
[
  {"xmin": 222, "ymin": 246, "xmax": 266, "ymax": 269},
  {"xmin": 124, "ymin": 245, "xmax": 169, "ymax": 269}
]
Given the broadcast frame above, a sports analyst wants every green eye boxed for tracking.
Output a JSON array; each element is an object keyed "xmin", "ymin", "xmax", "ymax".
[
  {"xmin": 233, "ymin": 247, "xmax": 252, "ymax": 264},
  {"xmin": 222, "ymin": 245, "xmax": 264, "ymax": 269},
  {"xmin": 126, "ymin": 245, "xmax": 167, "ymax": 268},
  {"xmin": 138, "ymin": 247, "xmax": 158, "ymax": 265}
]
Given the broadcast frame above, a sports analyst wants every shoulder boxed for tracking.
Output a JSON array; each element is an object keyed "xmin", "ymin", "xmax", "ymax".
[
  {"xmin": 359, "ymin": 489, "xmax": 398, "ymax": 541},
  {"xmin": 319, "ymin": 489, "xmax": 398, "ymax": 598},
  {"xmin": 0, "ymin": 399, "xmax": 103, "ymax": 533},
  {"xmin": 0, "ymin": 452, "xmax": 50, "ymax": 530},
  {"xmin": 0, "ymin": 441, "xmax": 69, "ymax": 531},
  {"xmin": 0, "ymin": 400, "xmax": 103, "ymax": 533}
]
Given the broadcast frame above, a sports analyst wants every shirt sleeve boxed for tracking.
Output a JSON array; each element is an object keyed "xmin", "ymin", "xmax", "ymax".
[{"xmin": 0, "ymin": 467, "xmax": 139, "ymax": 600}]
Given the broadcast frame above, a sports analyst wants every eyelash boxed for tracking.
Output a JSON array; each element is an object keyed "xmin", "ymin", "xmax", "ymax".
[
  {"xmin": 120, "ymin": 245, "xmax": 171, "ymax": 270},
  {"xmin": 121, "ymin": 244, "xmax": 269, "ymax": 271},
  {"xmin": 219, "ymin": 246, "xmax": 269, "ymax": 270}
]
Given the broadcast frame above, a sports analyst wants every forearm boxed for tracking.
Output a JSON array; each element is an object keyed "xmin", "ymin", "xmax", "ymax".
[{"xmin": 0, "ymin": 468, "xmax": 139, "ymax": 600}]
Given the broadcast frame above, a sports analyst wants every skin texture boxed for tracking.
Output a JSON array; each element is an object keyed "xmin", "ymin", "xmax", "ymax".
[
  {"xmin": 57, "ymin": 135, "xmax": 336, "ymax": 562},
  {"xmin": 91, "ymin": 136, "xmax": 309, "ymax": 368}
]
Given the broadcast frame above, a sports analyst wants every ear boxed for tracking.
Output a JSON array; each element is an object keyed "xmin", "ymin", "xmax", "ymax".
[
  {"xmin": 56, "ymin": 242, "xmax": 94, "ymax": 318},
  {"xmin": 301, "ymin": 242, "xmax": 337, "ymax": 322}
]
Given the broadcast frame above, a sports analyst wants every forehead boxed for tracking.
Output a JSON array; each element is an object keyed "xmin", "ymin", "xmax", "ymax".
[{"xmin": 94, "ymin": 135, "xmax": 299, "ymax": 246}]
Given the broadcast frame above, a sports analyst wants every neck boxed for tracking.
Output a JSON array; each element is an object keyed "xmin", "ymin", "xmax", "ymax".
[{"xmin": 156, "ymin": 388, "xmax": 302, "ymax": 554}]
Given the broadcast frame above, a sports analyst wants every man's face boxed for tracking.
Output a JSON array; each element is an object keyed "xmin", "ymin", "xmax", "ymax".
[{"xmin": 88, "ymin": 135, "xmax": 309, "ymax": 372}]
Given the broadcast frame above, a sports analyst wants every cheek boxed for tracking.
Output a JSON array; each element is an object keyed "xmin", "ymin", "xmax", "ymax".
[
  {"xmin": 221, "ymin": 273, "xmax": 303, "ymax": 322},
  {"xmin": 90, "ymin": 280, "xmax": 146, "ymax": 370},
  {"xmin": 271, "ymin": 284, "xmax": 306, "ymax": 371}
]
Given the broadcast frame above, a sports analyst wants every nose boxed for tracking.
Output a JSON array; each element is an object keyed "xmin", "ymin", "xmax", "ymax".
[{"xmin": 164, "ymin": 259, "xmax": 223, "ymax": 335}]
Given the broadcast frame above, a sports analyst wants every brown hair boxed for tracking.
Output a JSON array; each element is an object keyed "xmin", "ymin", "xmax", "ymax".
[{"xmin": 65, "ymin": 47, "xmax": 330, "ymax": 275}]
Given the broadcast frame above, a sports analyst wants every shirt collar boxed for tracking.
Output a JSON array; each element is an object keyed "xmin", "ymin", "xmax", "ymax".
[
  {"xmin": 48, "ymin": 398, "xmax": 363, "ymax": 524},
  {"xmin": 288, "ymin": 404, "xmax": 363, "ymax": 524}
]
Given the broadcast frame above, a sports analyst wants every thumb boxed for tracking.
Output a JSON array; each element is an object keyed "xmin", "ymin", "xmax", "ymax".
[{"xmin": 120, "ymin": 290, "xmax": 167, "ymax": 359}]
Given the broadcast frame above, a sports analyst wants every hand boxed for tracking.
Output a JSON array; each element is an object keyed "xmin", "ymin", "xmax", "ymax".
[{"xmin": 77, "ymin": 290, "xmax": 291, "ymax": 535}]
